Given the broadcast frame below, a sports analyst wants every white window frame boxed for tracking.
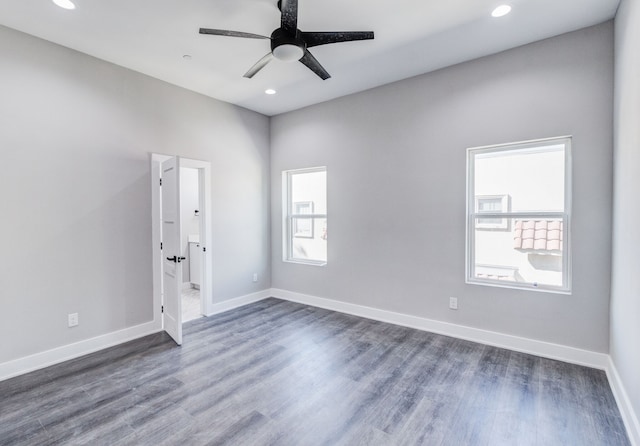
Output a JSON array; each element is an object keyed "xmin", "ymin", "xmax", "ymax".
[
  {"xmin": 283, "ymin": 166, "xmax": 327, "ymax": 266},
  {"xmin": 466, "ymin": 136, "xmax": 572, "ymax": 294}
]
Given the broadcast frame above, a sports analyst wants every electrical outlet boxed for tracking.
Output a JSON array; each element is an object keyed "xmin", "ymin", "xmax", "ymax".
[
  {"xmin": 252, "ymin": 273, "xmax": 258, "ymax": 283},
  {"xmin": 449, "ymin": 297, "xmax": 458, "ymax": 310},
  {"xmin": 68, "ymin": 313, "xmax": 79, "ymax": 327}
]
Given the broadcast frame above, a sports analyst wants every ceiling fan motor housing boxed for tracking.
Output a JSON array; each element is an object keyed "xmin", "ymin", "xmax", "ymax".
[{"xmin": 271, "ymin": 28, "xmax": 306, "ymax": 61}]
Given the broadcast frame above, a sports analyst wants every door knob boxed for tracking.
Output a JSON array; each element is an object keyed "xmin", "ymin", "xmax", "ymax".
[{"xmin": 177, "ymin": 256, "xmax": 186, "ymax": 262}]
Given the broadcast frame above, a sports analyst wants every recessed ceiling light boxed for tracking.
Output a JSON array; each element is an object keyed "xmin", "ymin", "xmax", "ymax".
[
  {"xmin": 53, "ymin": 0, "xmax": 76, "ymax": 10},
  {"xmin": 491, "ymin": 5, "xmax": 511, "ymax": 17},
  {"xmin": 265, "ymin": 89, "xmax": 277, "ymax": 95}
]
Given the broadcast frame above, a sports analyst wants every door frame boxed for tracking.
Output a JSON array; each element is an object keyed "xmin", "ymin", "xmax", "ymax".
[{"xmin": 151, "ymin": 154, "xmax": 213, "ymax": 334}]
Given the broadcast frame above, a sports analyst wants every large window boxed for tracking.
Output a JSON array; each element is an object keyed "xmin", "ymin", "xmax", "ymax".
[
  {"xmin": 466, "ymin": 137, "xmax": 571, "ymax": 293},
  {"xmin": 283, "ymin": 167, "xmax": 327, "ymax": 265}
]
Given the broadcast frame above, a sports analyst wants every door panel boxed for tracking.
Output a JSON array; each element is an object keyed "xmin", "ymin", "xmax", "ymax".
[{"xmin": 161, "ymin": 157, "xmax": 182, "ymax": 345}]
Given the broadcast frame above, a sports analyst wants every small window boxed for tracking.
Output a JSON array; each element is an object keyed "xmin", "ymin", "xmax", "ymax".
[
  {"xmin": 476, "ymin": 195, "xmax": 510, "ymax": 229},
  {"xmin": 283, "ymin": 167, "xmax": 327, "ymax": 265},
  {"xmin": 466, "ymin": 137, "xmax": 571, "ymax": 293}
]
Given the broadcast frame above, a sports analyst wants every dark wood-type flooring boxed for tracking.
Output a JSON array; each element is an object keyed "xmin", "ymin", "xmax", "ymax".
[{"xmin": 0, "ymin": 298, "xmax": 631, "ymax": 445}]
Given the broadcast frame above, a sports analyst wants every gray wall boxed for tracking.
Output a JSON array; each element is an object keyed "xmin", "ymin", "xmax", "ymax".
[
  {"xmin": 271, "ymin": 22, "xmax": 614, "ymax": 353},
  {"xmin": 0, "ymin": 25, "xmax": 271, "ymax": 364},
  {"xmin": 612, "ymin": 0, "xmax": 640, "ymax": 428}
]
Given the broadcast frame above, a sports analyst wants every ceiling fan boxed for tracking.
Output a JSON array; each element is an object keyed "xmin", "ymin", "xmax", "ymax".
[{"xmin": 199, "ymin": 0, "xmax": 374, "ymax": 80}]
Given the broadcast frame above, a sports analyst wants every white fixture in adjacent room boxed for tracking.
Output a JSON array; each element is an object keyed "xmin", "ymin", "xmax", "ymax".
[
  {"xmin": 53, "ymin": 0, "xmax": 76, "ymax": 10},
  {"xmin": 189, "ymin": 237, "xmax": 201, "ymax": 289},
  {"xmin": 491, "ymin": 5, "xmax": 512, "ymax": 17}
]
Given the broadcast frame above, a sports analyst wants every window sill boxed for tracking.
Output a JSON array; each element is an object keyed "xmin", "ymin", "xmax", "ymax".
[
  {"xmin": 284, "ymin": 259, "xmax": 327, "ymax": 267},
  {"xmin": 466, "ymin": 278, "xmax": 571, "ymax": 295}
]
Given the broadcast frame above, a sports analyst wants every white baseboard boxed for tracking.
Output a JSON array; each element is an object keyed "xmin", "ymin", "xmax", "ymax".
[
  {"xmin": 205, "ymin": 289, "xmax": 272, "ymax": 317},
  {"xmin": 0, "ymin": 320, "xmax": 162, "ymax": 382},
  {"xmin": 0, "ymin": 290, "xmax": 272, "ymax": 384},
  {"xmin": 278, "ymin": 284, "xmax": 638, "ymax": 443},
  {"xmin": 2, "ymin": 287, "xmax": 636, "ymax": 445},
  {"xmin": 270, "ymin": 288, "xmax": 609, "ymax": 370},
  {"xmin": 606, "ymin": 358, "xmax": 640, "ymax": 446}
]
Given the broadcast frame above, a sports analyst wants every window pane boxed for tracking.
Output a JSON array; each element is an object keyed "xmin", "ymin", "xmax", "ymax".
[
  {"xmin": 293, "ymin": 215, "xmax": 314, "ymax": 238},
  {"xmin": 474, "ymin": 144, "xmax": 565, "ymax": 212},
  {"xmin": 291, "ymin": 218, "xmax": 327, "ymax": 262},
  {"xmin": 474, "ymin": 217, "xmax": 564, "ymax": 288},
  {"xmin": 291, "ymin": 171, "xmax": 327, "ymax": 214}
]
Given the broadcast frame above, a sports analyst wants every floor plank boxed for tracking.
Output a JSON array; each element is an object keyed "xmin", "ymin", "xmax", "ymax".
[{"xmin": 0, "ymin": 298, "xmax": 630, "ymax": 446}]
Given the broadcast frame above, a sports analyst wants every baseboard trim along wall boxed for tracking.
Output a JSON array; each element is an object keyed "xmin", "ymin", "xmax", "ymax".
[
  {"xmin": 0, "ymin": 289, "xmax": 273, "ymax": 383},
  {"xmin": 270, "ymin": 288, "xmax": 608, "ymax": 369},
  {"xmin": 271, "ymin": 288, "xmax": 640, "ymax": 445},
  {"xmin": 0, "ymin": 320, "xmax": 162, "ymax": 382},
  {"xmin": 205, "ymin": 290, "xmax": 273, "ymax": 317},
  {"xmin": 271, "ymin": 288, "xmax": 640, "ymax": 444},
  {"xmin": 1, "ymin": 288, "xmax": 636, "ymax": 445},
  {"xmin": 0, "ymin": 289, "xmax": 609, "ymax": 377},
  {"xmin": 606, "ymin": 358, "xmax": 640, "ymax": 446}
]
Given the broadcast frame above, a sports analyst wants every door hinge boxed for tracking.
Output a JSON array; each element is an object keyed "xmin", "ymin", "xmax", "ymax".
[
  {"xmin": 161, "ymin": 305, "xmax": 164, "ymax": 313},
  {"xmin": 160, "ymin": 242, "xmax": 163, "ymax": 250},
  {"xmin": 159, "ymin": 178, "xmax": 162, "ymax": 186},
  {"xmin": 202, "ymin": 246, "xmax": 206, "ymax": 252}
]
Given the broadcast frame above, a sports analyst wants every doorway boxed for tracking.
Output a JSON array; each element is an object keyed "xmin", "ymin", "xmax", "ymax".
[
  {"xmin": 180, "ymin": 166, "xmax": 202, "ymax": 323},
  {"xmin": 151, "ymin": 154, "xmax": 213, "ymax": 345}
]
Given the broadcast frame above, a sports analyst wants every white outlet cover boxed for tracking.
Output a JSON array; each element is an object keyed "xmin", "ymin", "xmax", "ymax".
[
  {"xmin": 68, "ymin": 313, "xmax": 79, "ymax": 327},
  {"xmin": 449, "ymin": 297, "xmax": 458, "ymax": 310}
]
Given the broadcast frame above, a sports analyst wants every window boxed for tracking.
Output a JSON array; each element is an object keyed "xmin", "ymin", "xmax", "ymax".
[
  {"xmin": 466, "ymin": 137, "xmax": 571, "ymax": 293},
  {"xmin": 283, "ymin": 167, "xmax": 327, "ymax": 265},
  {"xmin": 476, "ymin": 195, "xmax": 510, "ymax": 229}
]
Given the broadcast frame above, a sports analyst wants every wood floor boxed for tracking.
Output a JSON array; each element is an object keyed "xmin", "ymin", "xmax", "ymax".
[{"xmin": 0, "ymin": 298, "xmax": 630, "ymax": 445}]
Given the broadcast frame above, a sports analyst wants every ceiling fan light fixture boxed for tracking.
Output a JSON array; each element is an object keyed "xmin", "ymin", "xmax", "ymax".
[
  {"xmin": 491, "ymin": 5, "xmax": 512, "ymax": 17},
  {"xmin": 272, "ymin": 44, "xmax": 304, "ymax": 62},
  {"xmin": 53, "ymin": 0, "xmax": 76, "ymax": 10}
]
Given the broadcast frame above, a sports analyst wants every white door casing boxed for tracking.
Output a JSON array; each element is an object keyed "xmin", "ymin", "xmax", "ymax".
[{"xmin": 161, "ymin": 157, "xmax": 183, "ymax": 345}]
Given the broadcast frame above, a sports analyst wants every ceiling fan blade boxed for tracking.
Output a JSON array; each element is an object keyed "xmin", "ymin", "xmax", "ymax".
[
  {"xmin": 199, "ymin": 28, "xmax": 270, "ymax": 40},
  {"xmin": 244, "ymin": 53, "xmax": 274, "ymax": 78},
  {"xmin": 280, "ymin": 0, "xmax": 298, "ymax": 35},
  {"xmin": 299, "ymin": 49, "xmax": 330, "ymax": 80},
  {"xmin": 301, "ymin": 31, "xmax": 375, "ymax": 48}
]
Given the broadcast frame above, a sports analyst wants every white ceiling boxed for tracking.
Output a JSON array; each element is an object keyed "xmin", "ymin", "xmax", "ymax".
[{"xmin": 0, "ymin": 0, "xmax": 619, "ymax": 116}]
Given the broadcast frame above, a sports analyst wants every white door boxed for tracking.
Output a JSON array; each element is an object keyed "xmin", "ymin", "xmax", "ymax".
[{"xmin": 161, "ymin": 157, "xmax": 183, "ymax": 345}]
